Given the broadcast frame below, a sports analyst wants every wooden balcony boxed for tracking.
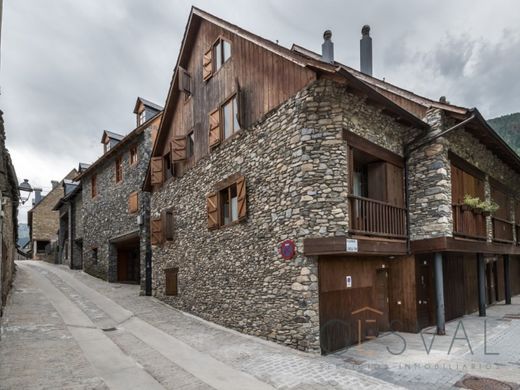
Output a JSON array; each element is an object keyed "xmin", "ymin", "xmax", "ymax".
[
  {"xmin": 492, "ymin": 217, "xmax": 514, "ymax": 243},
  {"xmin": 348, "ymin": 195, "xmax": 407, "ymax": 239},
  {"xmin": 452, "ymin": 204, "xmax": 487, "ymax": 240}
]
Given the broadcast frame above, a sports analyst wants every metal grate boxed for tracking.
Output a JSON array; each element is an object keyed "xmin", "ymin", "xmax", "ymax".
[{"xmin": 455, "ymin": 375, "xmax": 518, "ymax": 390}]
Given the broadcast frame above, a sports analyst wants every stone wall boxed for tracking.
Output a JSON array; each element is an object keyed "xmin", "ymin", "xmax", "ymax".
[
  {"xmin": 82, "ymin": 129, "xmax": 152, "ymax": 292},
  {"xmin": 150, "ymin": 78, "xmax": 415, "ymax": 352},
  {"xmin": 1, "ymin": 199, "xmax": 17, "ymax": 314},
  {"xmin": 71, "ymin": 193, "xmax": 83, "ymax": 269}
]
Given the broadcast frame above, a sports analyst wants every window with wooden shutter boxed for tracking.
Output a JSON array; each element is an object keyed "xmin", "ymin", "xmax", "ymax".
[
  {"xmin": 207, "ymin": 192, "xmax": 219, "ymax": 229},
  {"xmin": 178, "ymin": 67, "xmax": 191, "ymax": 95},
  {"xmin": 164, "ymin": 268, "xmax": 178, "ymax": 296},
  {"xmin": 151, "ymin": 217, "xmax": 163, "ymax": 245},
  {"xmin": 209, "ymin": 108, "xmax": 221, "ymax": 148},
  {"xmin": 128, "ymin": 192, "xmax": 138, "ymax": 214},
  {"xmin": 163, "ymin": 209, "xmax": 174, "ymax": 241},
  {"xmin": 236, "ymin": 176, "xmax": 247, "ymax": 221},
  {"xmin": 115, "ymin": 156, "xmax": 123, "ymax": 183},
  {"xmin": 151, "ymin": 156, "xmax": 164, "ymax": 185},
  {"xmin": 91, "ymin": 174, "xmax": 97, "ymax": 198},
  {"xmin": 171, "ymin": 136, "xmax": 187, "ymax": 162},
  {"xmin": 203, "ymin": 47, "xmax": 213, "ymax": 81}
]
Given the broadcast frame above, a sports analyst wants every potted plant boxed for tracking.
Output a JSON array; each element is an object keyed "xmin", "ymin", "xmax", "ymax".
[
  {"xmin": 478, "ymin": 200, "xmax": 500, "ymax": 217},
  {"xmin": 463, "ymin": 194, "xmax": 481, "ymax": 211}
]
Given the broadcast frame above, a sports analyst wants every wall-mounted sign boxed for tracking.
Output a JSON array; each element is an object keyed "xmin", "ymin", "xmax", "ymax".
[
  {"xmin": 346, "ymin": 275, "xmax": 352, "ymax": 288},
  {"xmin": 346, "ymin": 239, "xmax": 358, "ymax": 252},
  {"xmin": 279, "ymin": 240, "xmax": 296, "ymax": 260}
]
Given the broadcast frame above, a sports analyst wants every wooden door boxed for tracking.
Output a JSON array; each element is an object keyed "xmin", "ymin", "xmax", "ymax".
[
  {"xmin": 443, "ymin": 254, "xmax": 465, "ymax": 321},
  {"xmin": 417, "ymin": 260, "xmax": 433, "ymax": 330},
  {"xmin": 375, "ymin": 269, "xmax": 389, "ymax": 331},
  {"xmin": 486, "ymin": 261, "xmax": 498, "ymax": 304}
]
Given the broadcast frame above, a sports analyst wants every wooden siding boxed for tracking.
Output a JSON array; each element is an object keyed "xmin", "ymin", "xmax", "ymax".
[{"xmin": 158, "ymin": 19, "xmax": 316, "ymax": 167}]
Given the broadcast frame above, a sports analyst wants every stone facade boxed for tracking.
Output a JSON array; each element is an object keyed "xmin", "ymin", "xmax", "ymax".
[
  {"xmin": 151, "ymin": 78, "xmax": 418, "ymax": 352},
  {"xmin": 408, "ymin": 108, "xmax": 520, "ymax": 242},
  {"xmin": 29, "ymin": 170, "xmax": 77, "ymax": 260},
  {"xmin": 55, "ymin": 185, "xmax": 83, "ymax": 269},
  {"xmin": 0, "ymin": 111, "xmax": 20, "ymax": 317},
  {"xmin": 81, "ymin": 125, "xmax": 154, "ymax": 293}
]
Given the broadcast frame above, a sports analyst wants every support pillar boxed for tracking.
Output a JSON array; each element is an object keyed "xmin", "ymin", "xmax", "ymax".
[
  {"xmin": 434, "ymin": 252, "xmax": 446, "ymax": 335},
  {"xmin": 477, "ymin": 253, "xmax": 486, "ymax": 316},
  {"xmin": 504, "ymin": 255, "xmax": 511, "ymax": 305}
]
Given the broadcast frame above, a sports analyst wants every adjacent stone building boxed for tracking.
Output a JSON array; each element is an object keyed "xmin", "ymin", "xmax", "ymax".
[
  {"xmin": 76, "ymin": 98, "xmax": 162, "ymax": 294},
  {"xmin": 145, "ymin": 8, "xmax": 520, "ymax": 354},
  {"xmin": 0, "ymin": 111, "xmax": 20, "ymax": 316},
  {"xmin": 53, "ymin": 163, "xmax": 89, "ymax": 269},
  {"xmin": 27, "ymin": 169, "xmax": 77, "ymax": 261}
]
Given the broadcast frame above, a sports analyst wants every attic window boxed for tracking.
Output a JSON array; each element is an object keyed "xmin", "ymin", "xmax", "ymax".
[
  {"xmin": 138, "ymin": 110, "xmax": 146, "ymax": 126},
  {"xmin": 214, "ymin": 38, "xmax": 231, "ymax": 72}
]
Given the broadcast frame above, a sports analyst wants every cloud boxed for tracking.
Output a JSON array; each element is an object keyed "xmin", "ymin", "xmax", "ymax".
[{"xmin": 1, "ymin": 0, "xmax": 520, "ymax": 226}]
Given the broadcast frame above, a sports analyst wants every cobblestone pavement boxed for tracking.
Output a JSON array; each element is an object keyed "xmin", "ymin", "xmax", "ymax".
[{"xmin": 0, "ymin": 261, "xmax": 398, "ymax": 390}]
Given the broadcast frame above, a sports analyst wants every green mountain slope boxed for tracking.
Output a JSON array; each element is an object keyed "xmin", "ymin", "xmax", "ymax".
[{"xmin": 488, "ymin": 112, "xmax": 520, "ymax": 155}]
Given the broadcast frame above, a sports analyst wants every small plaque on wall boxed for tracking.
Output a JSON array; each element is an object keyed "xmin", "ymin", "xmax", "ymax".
[{"xmin": 346, "ymin": 239, "xmax": 358, "ymax": 252}]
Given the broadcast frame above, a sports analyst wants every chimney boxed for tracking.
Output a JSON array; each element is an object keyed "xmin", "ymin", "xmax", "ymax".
[
  {"xmin": 51, "ymin": 180, "xmax": 59, "ymax": 189},
  {"xmin": 360, "ymin": 25, "xmax": 372, "ymax": 76},
  {"xmin": 321, "ymin": 30, "xmax": 334, "ymax": 64},
  {"xmin": 33, "ymin": 188, "xmax": 42, "ymax": 206}
]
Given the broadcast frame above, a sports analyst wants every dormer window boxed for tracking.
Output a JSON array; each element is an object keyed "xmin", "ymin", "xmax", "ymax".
[{"xmin": 138, "ymin": 110, "xmax": 146, "ymax": 126}]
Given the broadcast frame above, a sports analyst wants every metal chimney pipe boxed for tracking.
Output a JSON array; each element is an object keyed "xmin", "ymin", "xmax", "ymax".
[
  {"xmin": 360, "ymin": 25, "xmax": 372, "ymax": 76},
  {"xmin": 321, "ymin": 30, "xmax": 334, "ymax": 64}
]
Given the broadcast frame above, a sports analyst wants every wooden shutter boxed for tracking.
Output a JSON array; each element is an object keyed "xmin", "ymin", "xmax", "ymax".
[
  {"xmin": 163, "ymin": 209, "xmax": 174, "ymax": 241},
  {"xmin": 235, "ymin": 78, "xmax": 245, "ymax": 128},
  {"xmin": 178, "ymin": 67, "xmax": 191, "ymax": 94},
  {"xmin": 207, "ymin": 192, "xmax": 219, "ymax": 229},
  {"xmin": 236, "ymin": 176, "xmax": 247, "ymax": 221},
  {"xmin": 165, "ymin": 268, "xmax": 178, "ymax": 296},
  {"xmin": 170, "ymin": 136, "xmax": 187, "ymax": 161},
  {"xmin": 151, "ymin": 156, "xmax": 164, "ymax": 185},
  {"xmin": 209, "ymin": 108, "xmax": 221, "ymax": 148},
  {"xmin": 128, "ymin": 192, "xmax": 138, "ymax": 213},
  {"xmin": 151, "ymin": 217, "xmax": 163, "ymax": 245},
  {"xmin": 203, "ymin": 47, "xmax": 213, "ymax": 81}
]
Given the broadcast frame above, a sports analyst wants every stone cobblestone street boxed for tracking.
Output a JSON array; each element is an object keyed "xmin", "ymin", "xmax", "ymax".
[{"xmin": 1, "ymin": 261, "xmax": 520, "ymax": 389}]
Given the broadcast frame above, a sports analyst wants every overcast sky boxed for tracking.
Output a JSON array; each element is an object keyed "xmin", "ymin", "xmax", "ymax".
[{"xmin": 2, "ymin": 0, "xmax": 520, "ymax": 223}]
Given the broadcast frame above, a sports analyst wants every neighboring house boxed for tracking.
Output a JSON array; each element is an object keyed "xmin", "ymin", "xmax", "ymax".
[
  {"xmin": 17, "ymin": 223, "xmax": 29, "ymax": 249},
  {"xmin": 144, "ymin": 7, "xmax": 520, "ymax": 354},
  {"xmin": 27, "ymin": 169, "xmax": 77, "ymax": 260},
  {"xmin": 76, "ymin": 98, "xmax": 162, "ymax": 293},
  {"xmin": 0, "ymin": 111, "xmax": 20, "ymax": 316},
  {"xmin": 53, "ymin": 163, "xmax": 89, "ymax": 269}
]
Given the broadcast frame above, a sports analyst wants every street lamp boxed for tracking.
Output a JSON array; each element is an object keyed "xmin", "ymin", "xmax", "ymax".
[{"xmin": 18, "ymin": 179, "xmax": 33, "ymax": 205}]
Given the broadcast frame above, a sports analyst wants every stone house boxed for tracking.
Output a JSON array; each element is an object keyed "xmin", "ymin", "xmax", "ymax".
[
  {"xmin": 27, "ymin": 169, "xmax": 77, "ymax": 261},
  {"xmin": 0, "ymin": 111, "xmax": 20, "ymax": 316},
  {"xmin": 144, "ymin": 7, "xmax": 520, "ymax": 353},
  {"xmin": 53, "ymin": 163, "xmax": 89, "ymax": 269},
  {"xmin": 76, "ymin": 98, "xmax": 162, "ymax": 294}
]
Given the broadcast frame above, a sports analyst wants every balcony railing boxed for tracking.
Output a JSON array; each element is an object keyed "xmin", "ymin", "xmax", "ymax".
[
  {"xmin": 348, "ymin": 195, "xmax": 407, "ymax": 239},
  {"xmin": 492, "ymin": 216, "xmax": 514, "ymax": 243},
  {"xmin": 452, "ymin": 204, "xmax": 487, "ymax": 240}
]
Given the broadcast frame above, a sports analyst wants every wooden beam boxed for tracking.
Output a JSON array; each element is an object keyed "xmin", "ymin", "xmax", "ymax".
[
  {"xmin": 304, "ymin": 236, "xmax": 407, "ymax": 256},
  {"xmin": 411, "ymin": 236, "xmax": 520, "ymax": 255}
]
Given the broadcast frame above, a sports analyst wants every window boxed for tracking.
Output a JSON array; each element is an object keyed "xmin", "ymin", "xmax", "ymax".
[
  {"xmin": 165, "ymin": 268, "xmax": 178, "ymax": 296},
  {"xmin": 164, "ymin": 210, "xmax": 174, "ymax": 241},
  {"xmin": 179, "ymin": 67, "xmax": 191, "ymax": 96},
  {"xmin": 187, "ymin": 131, "xmax": 194, "ymax": 158},
  {"xmin": 150, "ymin": 156, "xmax": 164, "ymax": 186},
  {"xmin": 207, "ymin": 176, "xmax": 246, "ymax": 229},
  {"xmin": 151, "ymin": 217, "xmax": 164, "ymax": 245},
  {"xmin": 130, "ymin": 146, "xmax": 138, "ymax": 165},
  {"xmin": 223, "ymin": 96, "xmax": 240, "ymax": 139},
  {"xmin": 203, "ymin": 38, "xmax": 231, "ymax": 81},
  {"xmin": 163, "ymin": 152, "xmax": 174, "ymax": 181},
  {"xmin": 128, "ymin": 192, "xmax": 139, "ymax": 214},
  {"xmin": 91, "ymin": 247, "xmax": 98, "ymax": 264},
  {"xmin": 91, "ymin": 174, "xmax": 97, "ymax": 198},
  {"xmin": 115, "ymin": 156, "xmax": 123, "ymax": 183},
  {"xmin": 138, "ymin": 110, "xmax": 146, "ymax": 126},
  {"xmin": 104, "ymin": 142, "xmax": 111, "ymax": 153},
  {"xmin": 209, "ymin": 95, "xmax": 241, "ymax": 148},
  {"xmin": 214, "ymin": 38, "xmax": 231, "ymax": 72}
]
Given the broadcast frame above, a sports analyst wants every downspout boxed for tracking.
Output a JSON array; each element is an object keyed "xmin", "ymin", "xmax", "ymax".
[{"xmin": 403, "ymin": 112, "xmax": 476, "ymax": 254}]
